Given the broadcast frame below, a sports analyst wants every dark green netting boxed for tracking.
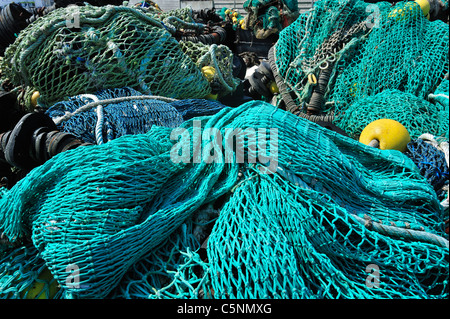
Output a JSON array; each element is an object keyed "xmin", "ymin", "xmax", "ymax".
[
  {"xmin": 243, "ymin": 0, "xmax": 299, "ymax": 39},
  {"xmin": 0, "ymin": 101, "xmax": 447, "ymax": 299}
]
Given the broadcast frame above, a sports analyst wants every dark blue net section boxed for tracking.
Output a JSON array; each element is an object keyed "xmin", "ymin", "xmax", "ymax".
[{"xmin": 45, "ymin": 87, "xmax": 227, "ymax": 144}]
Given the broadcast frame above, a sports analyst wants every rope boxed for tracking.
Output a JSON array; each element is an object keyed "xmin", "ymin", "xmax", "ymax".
[
  {"xmin": 78, "ymin": 94, "xmax": 105, "ymax": 145},
  {"xmin": 354, "ymin": 214, "xmax": 449, "ymax": 249}
]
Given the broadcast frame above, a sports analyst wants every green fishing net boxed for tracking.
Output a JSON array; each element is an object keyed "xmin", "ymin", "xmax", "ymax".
[
  {"xmin": 271, "ymin": 0, "xmax": 448, "ymax": 138},
  {"xmin": 0, "ymin": 101, "xmax": 447, "ymax": 299},
  {"xmin": 0, "ymin": 4, "xmax": 239, "ymax": 108},
  {"xmin": 179, "ymin": 41, "xmax": 240, "ymax": 98}
]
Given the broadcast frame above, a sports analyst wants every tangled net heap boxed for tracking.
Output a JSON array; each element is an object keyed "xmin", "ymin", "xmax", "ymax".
[
  {"xmin": 0, "ymin": 101, "xmax": 447, "ymax": 299},
  {"xmin": 271, "ymin": 0, "xmax": 448, "ymax": 138},
  {"xmin": 0, "ymin": 4, "xmax": 239, "ymax": 107}
]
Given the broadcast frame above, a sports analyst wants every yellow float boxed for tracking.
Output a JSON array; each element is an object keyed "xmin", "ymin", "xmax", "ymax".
[
  {"xmin": 21, "ymin": 267, "xmax": 59, "ymax": 299},
  {"xmin": 359, "ymin": 119, "xmax": 411, "ymax": 152},
  {"xmin": 415, "ymin": 0, "xmax": 430, "ymax": 15},
  {"xmin": 268, "ymin": 81, "xmax": 279, "ymax": 94},
  {"xmin": 205, "ymin": 93, "xmax": 218, "ymax": 100},
  {"xmin": 30, "ymin": 91, "xmax": 40, "ymax": 108},
  {"xmin": 201, "ymin": 66, "xmax": 216, "ymax": 82}
]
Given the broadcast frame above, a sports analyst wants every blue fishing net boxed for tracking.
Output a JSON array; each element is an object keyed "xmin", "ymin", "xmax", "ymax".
[{"xmin": 45, "ymin": 87, "xmax": 227, "ymax": 144}]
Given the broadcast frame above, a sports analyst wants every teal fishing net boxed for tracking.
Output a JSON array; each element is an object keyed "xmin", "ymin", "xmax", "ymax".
[
  {"xmin": 271, "ymin": 0, "xmax": 448, "ymax": 138},
  {"xmin": 333, "ymin": 89, "xmax": 449, "ymax": 139},
  {"xmin": 0, "ymin": 101, "xmax": 447, "ymax": 299}
]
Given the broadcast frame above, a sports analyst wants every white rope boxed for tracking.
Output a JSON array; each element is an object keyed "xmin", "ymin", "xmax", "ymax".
[{"xmin": 78, "ymin": 94, "xmax": 105, "ymax": 145}]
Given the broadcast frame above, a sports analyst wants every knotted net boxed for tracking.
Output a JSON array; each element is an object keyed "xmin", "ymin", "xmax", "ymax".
[
  {"xmin": 0, "ymin": 4, "xmax": 215, "ymax": 107},
  {"xmin": 271, "ymin": 0, "xmax": 448, "ymax": 138},
  {"xmin": 0, "ymin": 101, "xmax": 447, "ymax": 299}
]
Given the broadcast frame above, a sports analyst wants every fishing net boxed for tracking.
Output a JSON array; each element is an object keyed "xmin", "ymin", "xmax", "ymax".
[
  {"xmin": 0, "ymin": 240, "xmax": 62, "ymax": 299},
  {"xmin": 0, "ymin": 4, "xmax": 215, "ymax": 108},
  {"xmin": 271, "ymin": 0, "xmax": 448, "ymax": 135},
  {"xmin": 45, "ymin": 87, "xmax": 226, "ymax": 145},
  {"xmin": 179, "ymin": 41, "xmax": 240, "ymax": 98},
  {"xmin": 0, "ymin": 101, "xmax": 447, "ymax": 299},
  {"xmin": 406, "ymin": 134, "xmax": 449, "ymax": 202},
  {"xmin": 333, "ymin": 89, "xmax": 449, "ymax": 139},
  {"xmin": 243, "ymin": 0, "xmax": 299, "ymax": 39}
]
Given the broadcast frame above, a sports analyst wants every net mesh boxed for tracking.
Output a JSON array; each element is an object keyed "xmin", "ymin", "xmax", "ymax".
[
  {"xmin": 333, "ymin": 89, "xmax": 449, "ymax": 139},
  {"xmin": 272, "ymin": 0, "xmax": 448, "ymax": 139},
  {"xmin": 0, "ymin": 4, "xmax": 240, "ymax": 108},
  {"xmin": 0, "ymin": 101, "xmax": 447, "ymax": 299}
]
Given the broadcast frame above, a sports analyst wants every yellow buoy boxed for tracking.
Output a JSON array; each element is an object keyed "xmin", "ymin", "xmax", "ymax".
[
  {"xmin": 205, "ymin": 93, "xmax": 218, "ymax": 100},
  {"xmin": 239, "ymin": 19, "xmax": 247, "ymax": 30},
  {"xmin": 21, "ymin": 267, "xmax": 59, "ymax": 299},
  {"xmin": 30, "ymin": 91, "xmax": 40, "ymax": 108},
  {"xmin": 359, "ymin": 119, "xmax": 411, "ymax": 152},
  {"xmin": 268, "ymin": 81, "xmax": 279, "ymax": 94},
  {"xmin": 388, "ymin": 1, "xmax": 422, "ymax": 21},
  {"xmin": 415, "ymin": 0, "xmax": 430, "ymax": 16},
  {"xmin": 201, "ymin": 66, "xmax": 216, "ymax": 82}
]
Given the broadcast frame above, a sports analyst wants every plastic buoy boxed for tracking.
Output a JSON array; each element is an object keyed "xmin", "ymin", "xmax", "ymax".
[
  {"xmin": 359, "ymin": 119, "xmax": 411, "ymax": 152},
  {"xmin": 21, "ymin": 267, "xmax": 59, "ymax": 299},
  {"xmin": 205, "ymin": 93, "xmax": 218, "ymax": 100},
  {"xmin": 415, "ymin": 0, "xmax": 430, "ymax": 16},
  {"xmin": 201, "ymin": 66, "xmax": 216, "ymax": 82},
  {"xmin": 239, "ymin": 19, "xmax": 247, "ymax": 29},
  {"xmin": 268, "ymin": 81, "xmax": 279, "ymax": 94},
  {"xmin": 30, "ymin": 91, "xmax": 40, "ymax": 108}
]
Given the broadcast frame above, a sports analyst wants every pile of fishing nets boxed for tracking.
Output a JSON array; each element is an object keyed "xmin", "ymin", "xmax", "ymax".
[
  {"xmin": 270, "ymin": 0, "xmax": 448, "ymax": 139},
  {"xmin": 0, "ymin": 3, "xmax": 239, "ymax": 109},
  {"xmin": 0, "ymin": 101, "xmax": 448, "ymax": 299},
  {"xmin": 0, "ymin": 0, "xmax": 448, "ymax": 300}
]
